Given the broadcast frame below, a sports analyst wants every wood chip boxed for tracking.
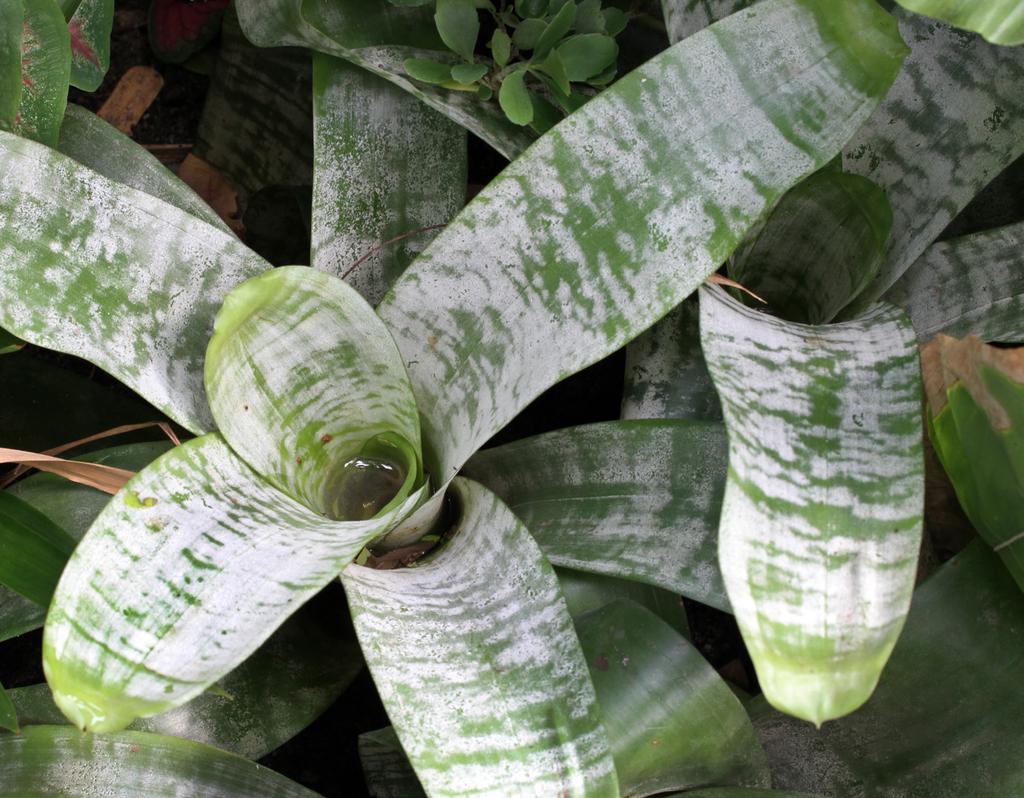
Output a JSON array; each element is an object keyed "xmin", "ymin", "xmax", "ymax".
[
  {"xmin": 97, "ymin": 65, "xmax": 164, "ymax": 135},
  {"xmin": 176, "ymin": 153, "xmax": 244, "ymax": 233}
]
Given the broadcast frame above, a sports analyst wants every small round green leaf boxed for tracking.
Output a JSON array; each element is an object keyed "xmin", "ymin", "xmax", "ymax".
[
  {"xmin": 575, "ymin": 0, "xmax": 606, "ymax": 33},
  {"xmin": 404, "ymin": 57, "xmax": 456, "ymax": 84},
  {"xmin": 499, "ymin": 68, "xmax": 533, "ymax": 125},
  {"xmin": 489, "ymin": 28, "xmax": 511, "ymax": 66},
  {"xmin": 512, "ymin": 17, "xmax": 545, "ymax": 49},
  {"xmin": 450, "ymin": 62, "xmax": 488, "ymax": 83},
  {"xmin": 434, "ymin": 0, "xmax": 479, "ymax": 61},
  {"xmin": 556, "ymin": 33, "xmax": 618, "ymax": 82}
]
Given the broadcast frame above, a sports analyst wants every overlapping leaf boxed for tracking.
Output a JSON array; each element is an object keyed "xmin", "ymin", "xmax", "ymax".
[
  {"xmin": 65, "ymin": 0, "xmax": 114, "ymax": 91},
  {"xmin": 661, "ymin": 0, "xmax": 753, "ymax": 43},
  {"xmin": 8, "ymin": 0, "xmax": 70, "ymax": 146},
  {"xmin": 894, "ymin": 0, "xmax": 1024, "ymax": 45}
]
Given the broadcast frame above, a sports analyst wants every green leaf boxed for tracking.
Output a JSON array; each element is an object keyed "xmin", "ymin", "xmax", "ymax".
[
  {"xmin": 0, "ymin": 726, "xmax": 319, "ymax": 796},
  {"xmin": 661, "ymin": 0, "xmax": 753, "ymax": 44},
  {"xmin": 0, "ymin": 329, "xmax": 23, "ymax": 355},
  {"xmin": 0, "ymin": 589, "xmax": 43, "ymax": 644},
  {"xmin": 451, "ymin": 61, "xmax": 487, "ymax": 82},
  {"xmin": 923, "ymin": 336, "xmax": 1024, "ymax": 591},
  {"xmin": 435, "ymin": 0, "xmax": 479, "ymax": 61},
  {"xmin": 0, "ymin": 2, "xmax": 21, "ymax": 132},
  {"xmin": 67, "ymin": 0, "xmax": 113, "ymax": 91},
  {"xmin": 556, "ymin": 33, "xmax": 618, "ymax": 81},
  {"xmin": 489, "ymin": 28, "xmax": 511, "ymax": 65},
  {"xmin": 534, "ymin": 0, "xmax": 576, "ymax": 59},
  {"xmin": 0, "ymin": 132, "xmax": 270, "ymax": 436},
  {"xmin": 557, "ymin": 567, "xmax": 690, "ymax": 638},
  {"xmin": 11, "ymin": 0, "xmax": 71, "ymax": 147},
  {"xmin": 0, "ymin": 683, "xmax": 18, "ymax": 734},
  {"xmin": 577, "ymin": 600, "xmax": 769, "ymax": 795},
  {"xmin": 528, "ymin": 90, "xmax": 562, "ymax": 134},
  {"xmin": 341, "ymin": 478, "xmax": 618, "ymax": 796},
  {"xmin": 404, "ymin": 56, "xmax": 457, "ymax": 83},
  {"xmin": 377, "ymin": 0, "xmax": 907, "ymax": 489},
  {"xmin": 499, "ymin": 67, "xmax": 534, "ymax": 124},
  {"xmin": 13, "ymin": 597, "xmax": 362, "ymax": 759},
  {"xmin": 0, "ymin": 491, "xmax": 75, "ymax": 606},
  {"xmin": 622, "ymin": 297, "xmax": 723, "ymax": 421},
  {"xmin": 700, "ymin": 285, "xmax": 924, "ymax": 725},
  {"xmin": 602, "ymin": 7, "xmax": 628, "ymax": 36},
  {"xmin": 516, "ymin": 0, "xmax": 548, "ymax": 18},
  {"xmin": 57, "ymin": 104, "xmax": 228, "ymax": 231},
  {"xmin": 533, "ymin": 48, "xmax": 570, "ymax": 95},
  {"xmin": 312, "ymin": 54, "xmax": 466, "ymax": 306},
  {"xmin": 844, "ymin": 9, "xmax": 1024, "ymax": 307},
  {"xmin": 205, "ymin": 267, "xmax": 423, "ymax": 518},
  {"xmin": 463, "ymin": 420, "xmax": 730, "ymax": 611},
  {"xmin": 43, "ymin": 433, "xmax": 425, "ymax": 732},
  {"xmin": 884, "ymin": 220, "xmax": 1024, "ymax": 343},
  {"xmin": 730, "ymin": 169, "xmax": 893, "ymax": 324},
  {"xmin": 512, "ymin": 16, "xmax": 546, "ymax": 49},
  {"xmin": 575, "ymin": 0, "xmax": 606, "ymax": 34},
  {"xmin": 894, "ymin": 0, "xmax": 1024, "ymax": 45}
]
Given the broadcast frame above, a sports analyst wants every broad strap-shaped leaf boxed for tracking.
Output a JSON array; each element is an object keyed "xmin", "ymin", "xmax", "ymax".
[
  {"xmin": 0, "ymin": 588, "xmax": 43, "ymax": 643},
  {"xmin": 844, "ymin": 9, "xmax": 1024, "ymax": 306},
  {"xmin": 750, "ymin": 542, "xmax": 1024, "ymax": 798},
  {"xmin": 10, "ymin": 0, "xmax": 70, "ymax": 147},
  {"xmin": 15, "ymin": 596, "xmax": 362, "ymax": 759},
  {"xmin": 621, "ymin": 298, "xmax": 723, "ymax": 421},
  {"xmin": 699, "ymin": 285, "xmax": 923, "ymax": 724},
  {"xmin": 0, "ymin": 725, "xmax": 319, "ymax": 796},
  {"xmin": 341, "ymin": 478, "xmax": 619, "ymax": 797},
  {"xmin": 43, "ymin": 432, "xmax": 425, "ymax": 732},
  {"xmin": 557, "ymin": 566, "xmax": 690, "ymax": 638},
  {"xmin": 576, "ymin": 599, "xmax": 769, "ymax": 796},
  {"xmin": 380, "ymin": 0, "xmax": 907, "ymax": 483},
  {"xmin": 894, "ymin": 0, "xmax": 1024, "ymax": 45},
  {"xmin": 66, "ymin": 0, "xmax": 114, "ymax": 91},
  {"xmin": 729, "ymin": 169, "xmax": 892, "ymax": 324},
  {"xmin": 235, "ymin": 0, "xmax": 534, "ymax": 160},
  {"xmin": 205, "ymin": 266, "xmax": 423, "ymax": 519},
  {"xmin": 884, "ymin": 220, "xmax": 1024, "ymax": 343},
  {"xmin": 312, "ymin": 53, "xmax": 466, "ymax": 305},
  {"xmin": 464, "ymin": 420, "xmax": 730, "ymax": 611},
  {"xmin": 0, "ymin": 3, "xmax": 20, "ymax": 131},
  {"xmin": 360, "ymin": 727, "xmax": 427, "ymax": 798},
  {"xmin": 58, "ymin": 104, "xmax": 228, "ymax": 231},
  {"xmin": 0, "ymin": 132, "xmax": 270, "ymax": 435},
  {"xmin": 661, "ymin": 0, "xmax": 753, "ymax": 43},
  {"xmin": 0, "ymin": 491, "xmax": 75, "ymax": 606}
]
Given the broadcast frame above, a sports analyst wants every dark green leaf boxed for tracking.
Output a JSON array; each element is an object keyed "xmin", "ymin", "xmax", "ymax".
[
  {"xmin": 435, "ymin": 0, "xmax": 479, "ymax": 61},
  {"xmin": 575, "ymin": 0, "xmax": 606, "ymax": 34},
  {"xmin": 535, "ymin": 0, "xmax": 576, "ymax": 58},
  {"xmin": 450, "ymin": 61, "xmax": 488, "ymax": 83},
  {"xmin": 533, "ymin": 49, "xmax": 570, "ymax": 95},
  {"xmin": 557, "ymin": 33, "xmax": 618, "ymax": 81},
  {"xmin": 515, "ymin": 0, "xmax": 548, "ymax": 18},
  {"xmin": 404, "ymin": 57, "xmax": 457, "ymax": 84},
  {"xmin": 512, "ymin": 16, "xmax": 546, "ymax": 48},
  {"xmin": 0, "ymin": 684, "xmax": 18, "ymax": 734},
  {"xmin": 528, "ymin": 90, "xmax": 562, "ymax": 134},
  {"xmin": 490, "ymin": 28, "xmax": 511, "ymax": 65},
  {"xmin": 556, "ymin": 567, "xmax": 690, "ymax": 638},
  {"xmin": 0, "ymin": 2, "xmax": 20, "ymax": 131},
  {"xmin": 603, "ymin": 6, "xmax": 628, "ymax": 36},
  {"xmin": 499, "ymin": 68, "xmax": 534, "ymax": 125},
  {"xmin": 0, "ymin": 329, "xmax": 23, "ymax": 355},
  {"xmin": 0, "ymin": 492, "xmax": 76, "ymax": 607}
]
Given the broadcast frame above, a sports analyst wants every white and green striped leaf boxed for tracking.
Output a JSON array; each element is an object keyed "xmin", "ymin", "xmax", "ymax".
[
  {"xmin": 0, "ymin": 132, "xmax": 270, "ymax": 435},
  {"xmin": 205, "ymin": 266, "xmax": 423, "ymax": 518},
  {"xmin": 66, "ymin": 0, "xmax": 114, "ymax": 91},
  {"xmin": 622, "ymin": 298, "xmax": 723, "ymax": 421},
  {"xmin": 10, "ymin": 0, "xmax": 70, "ymax": 147},
  {"xmin": 844, "ymin": 8, "xmax": 1024, "ymax": 306},
  {"xmin": 312, "ymin": 53, "xmax": 466, "ymax": 305},
  {"xmin": 699, "ymin": 285, "xmax": 924, "ymax": 724},
  {"xmin": 341, "ymin": 478, "xmax": 619, "ymax": 797},
  {"xmin": 43, "ymin": 433, "xmax": 425, "ymax": 732},
  {"xmin": 884, "ymin": 220, "xmax": 1024, "ymax": 343},
  {"xmin": 730, "ymin": 169, "xmax": 892, "ymax": 324},
  {"xmin": 463, "ymin": 420, "xmax": 731, "ymax": 611},
  {"xmin": 0, "ymin": 725, "xmax": 319, "ymax": 796},
  {"xmin": 380, "ymin": 0, "xmax": 908, "ymax": 485},
  {"xmin": 894, "ymin": 0, "xmax": 1024, "ymax": 45},
  {"xmin": 661, "ymin": 0, "xmax": 753, "ymax": 43},
  {"xmin": 576, "ymin": 599, "xmax": 769, "ymax": 796}
]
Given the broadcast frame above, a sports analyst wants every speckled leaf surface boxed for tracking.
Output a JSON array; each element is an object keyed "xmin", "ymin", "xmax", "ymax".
[
  {"xmin": 699, "ymin": 285, "xmax": 923, "ymax": 724},
  {"xmin": 380, "ymin": 0, "xmax": 907, "ymax": 484},
  {"xmin": 205, "ymin": 266, "xmax": 423, "ymax": 517},
  {"xmin": 463, "ymin": 420, "xmax": 730, "ymax": 611},
  {"xmin": 66, "ymin": 0, "xmax": 113, "ymax": 91},
  {"xmin": 661, "ymin": 0, "xmax": 754, "ymax": 43},
  {"xmin": 341, "ymin": 478, "xmax": 618, "ymax": 798},
  {"xmin": 43, "ymin": 433, "xmax": 425, "ymax": 733},
  {"xmin": 576, "ymin": 599, "xmax": 769, "ymax": 796},
  {"xmin": 58, "ymin": 104, "xmax": 228, "ymax": 231},
  {"xmin": 0, "ymin": 725, "xmax": 319, "ymax": 797},
  {"xmin": 884, "ymin": 220, "xmax": 1024, "ymax": 343},
  {"xmin": 622, "ymin": 298, "xmax": 723, "ymax": 421},
  {"xmin": 312, "ymin": 53, "xmax": 465, "ymax": 306},
  {"xmin": 844, "ymin": 9, "xmax": 1024, "ymax": 306},
  {"xmin": 894, "ymin": 0, "xmax": 1024, "ymax": 45},
  {"xmin": 0, "ymin": 132, "xmax": 270, "ymax": 435},
  {"xmin": 13, "ymin": 0, "xmax": 70, "ymax": 146}
]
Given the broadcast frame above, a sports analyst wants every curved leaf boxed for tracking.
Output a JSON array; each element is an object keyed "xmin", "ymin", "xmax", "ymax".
[
  {"xmin": 43, "ymin": 433, "xmax": 424, "ymax": 732},
  {"xmin": 0, "ymin": 725, "xmax": 318, "ymax": 796},
  {"xmin": 464, "ymin": 419, "xmax": 730, "ymax": 611},
  {"xmin": 661, "ymin": 0, "xmax": 754, "ymax": 43},
  {"xmin": 576, "ymin": 599, "xmax": 769, "ymax": 796},
  {"xmin": 0, "ymin": 588, "xmax": 43, "ymax": 643},
  {"xmin": 894, "ymin": 0, "xmax": 1024, "ymax": 45},
  {"xmin": 341, "ymin": 478, "xmax": 618, "ymax": 797},
  {"xmin": 67, "ymin": 0, "xmax": 114, "ymax": 91},
  {"xmin": 0, "ymin": 684, "xmax": 17, "ymax": 734},
  {"xmin": 844, "ymin": 9, "xmax": 1024, "ymax": 306},
  {"xmin": 205, "ymin": 267, "xmax": 423, "ymax": 518},
  {"xmin": 556, "ymin": 566, "xmax": 690, "ymax": 638},
  {"xmin": 884, "ymin": 220, "xmax": 1024, "ymax": 343},
  {"xmin": 380, "ymin": 0, "xmax": 907, "ymax": 484},
  {"xmin": 0, "ymin": 132, "xmax": 270, "ymax": 435},
  {"xmin": 312, "ymin": 52, "xmax": 466, "ymax": 305},
  {"xmin": 699, "ymin": 285, "xmax": 923, "ymax": 724},
  {"xmin": 0, "ymin": 491, "xmax": 75, "ymax": 606},
  {"xmin": 13, "ymin": 0, "xmax": 70, "ymax": 146}
]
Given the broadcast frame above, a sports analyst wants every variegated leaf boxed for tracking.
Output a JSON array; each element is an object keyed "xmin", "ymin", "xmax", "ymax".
[
  {"xmin": 380, "ymin": 0, "xmax": 907, "ymax": 486},
  {"xmin": 884, "ymin": 220, "xmax": 1024, "ymax": 343},
  {"xmin": 463, "ymin": 420, "xmax": 730, "ymax": 611},
  {"xmin": 621, "ymin": 298, "xmax": 723, "ymax": 421},
  {"xmin": 894, "ymin": 0, "xmax": 1024, "ymax": 45},
  {"xmin": 0, "ymin": 132, "xmax": 270, "ymax": 435},
  {"xmin": 205, "ymin": 266, "xmax": 423, "ymax": 518},
  {"xmin": 66, "ymin": 0, "xmax": 113, "ymax": 91},
  {"xmin": 844, "ymin": 8, "xmax": 1024, "ymax": 306},
  {"xmin": 661, "ymin": 0, "xmax": 753, "ymax": 43},
  {"xmin": 43, "ymin": 433, "xmax": 425, "ymax": 732},
  {"xmin": 699, "ymin": 285, "xmax": 923, "ymax": 724},
  {"xmin": 312, "ymin": 52, "xmax": 466, "ymax": 305},
  {"xmin": 341, "ymin": 478, "xmax": 618, "ymax": 797},
  {"xmin": 12, "ymin": 0, "xmax": 70, "ymax": 146},
  {"xmin": 0, "ymin": 726, "xmax": 318, "ymax": 796}
]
